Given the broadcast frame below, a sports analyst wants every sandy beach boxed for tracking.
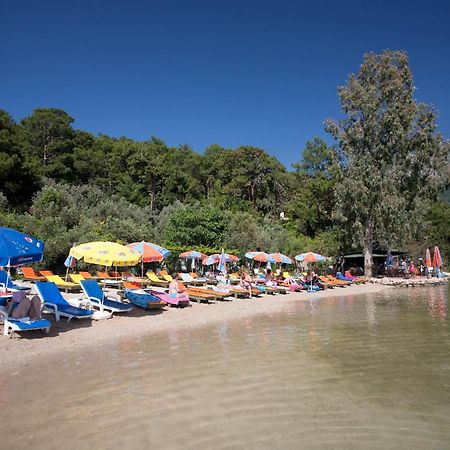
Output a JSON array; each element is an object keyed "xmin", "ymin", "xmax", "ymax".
[{"xmin": 0, "ymin": 283, "xmax": 394, "ymax": 371}]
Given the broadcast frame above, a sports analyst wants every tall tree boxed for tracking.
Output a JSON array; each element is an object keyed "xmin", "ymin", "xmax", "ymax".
[
  {"xmin": 21, "ymin": 108, "xmax": 75, "ymax": 181},
  {"xmin": 326, "ymin": 50, "xmax": 449, "ymax": 276},
  {"xmin": 288, "ymin": 137, "xmax": 336, "ymax": 237},
  {"xmin": 0, "ymin": 110, "xmax": 39, "ymax": 205}
]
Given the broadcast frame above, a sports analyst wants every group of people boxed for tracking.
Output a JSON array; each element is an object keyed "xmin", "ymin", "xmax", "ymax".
[{"xmin": 385, "ymin": 254, "xmax": 434, "ymax": 277}]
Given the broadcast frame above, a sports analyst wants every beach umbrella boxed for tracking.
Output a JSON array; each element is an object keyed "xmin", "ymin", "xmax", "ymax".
[
  {"xmin": 202, "ymin": 253, "xmax": 238, "ymax": 266},
  {"xmin": 295, "ymin": 252, "xmax": 327, "ymax": 263},
  {"xmin": 180, "ymin": 250, "xmax": 207, "ymax": 272},
  {"xmin": 127, "ymin": 241, "xmax": 170, "ymax": 277},
  {"xmin": 425, "ymin": 248, "xmax": 432, "ymax": 269},
  {"xmin": 295, "ymin": 252, "xmax": 326, "ymax": 291},
  {"xmin": 63, "ymin": 254, "xmax": 77, "ymax": 281},
  {"xmin": 245, "ymin": 252, "xmax": 276, "ymax": 263},
  {"xmin": 0, "ymin": 227, "xmax": 44, "ymax": 267},
  {"xmin": 127, "ymin": 241, "xmax": 170, "ymax": 262},
  {"xmin": 70, "ymin": 242, "xmax": 141, "ymax": 267},
  {"xmin": 218, "ymin": 249, "xmax": 227, "ymax": 275},
  {"xmin": 0, "ymin": 227, "xmax": 45, "ymax": 289},
  {"xmin": 179, "ymin": 250, "xmax": 207, "ymax": 260},
  {"xmin": 269, "ymin": 252, "xmax": 293, "ymax": 265},
  {"xmin": 432, "ymin": 246, "xmax": 442, "ymax": 268}
]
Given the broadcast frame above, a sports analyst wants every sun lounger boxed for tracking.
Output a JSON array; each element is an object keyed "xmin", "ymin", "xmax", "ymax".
[
  {"xmin": 321, "ymin": 276, "xmax": 349, "ymax": 287},
  {"xmin": 39, "ymin": 270, "xmax": 55, "ymax": 277},
  {"xmin": 123, "ymin": 281, "xmax": 143, "ymax": 290},
  {"xmin": 21, "ymin": 267, "xmax": 46, "ymax": 282},
  {"xmin": 179, "ymin": 273, "xmax": 206, "ymax": 286},
  {"xmin": 79, "ymin": 271, "xmax": 101, "ymax": 281},
  {"xmin": 150, "ymin": 290, "xmax": 190, "ymax": 307},
  {"xmin": 159, "ymin": 270, "xmax": 173, "ymax": 282},
  {"xmin": 336, "ymin": 272, "xmax": 354, "ymax": 282},
  {"xmin": 177, "ymin": 282, "xmax": 215, "ymax": 303},
  {"xmin": 0, "ymin": 306, "xmax": 50, "ymax": 338},
  {"xmin": 123, "ymin": 289, "xmax": 166, "ymax": 309},
  {"xmin": 80, "ymin": 280, "xmax": 132, "ymax": 313},
  {"xmin": 36, "ymin": 282, "xmax": 93, "ymax": 322},
  {"xmin": 69, "ymin": 273, "xmax": 85, "ymax": 284},
  {"xmin": 189, "ymin": 272, "xmax": 211, "ymax": 283},
  {"xmin": 146, "ymin": 271, "xmax": 169, "ymax": 287},
  {"xmin": 187, "ymin": 286, "xmax": 230, "ymax": 301},
  {"xmin": 0, "ymin": 270, "xmax": 31, "ymax": 292},
  {"xmin": 109, "ymin": 271, "xmax": 122, "ymax": 279},
  {"xmin": 215, "ymin": 284, "xmax": 250, "ymax": 298},
  {"xmin": 0, "ymin": 291, "xmax": 50, "ymax": 338},
  {"xmin": 44, "ymin": 275, "xmax": 81, "ymax": 292},
  {"xmin": 96, "ymin": 272, "xmax": 123, "ymax": 287}
]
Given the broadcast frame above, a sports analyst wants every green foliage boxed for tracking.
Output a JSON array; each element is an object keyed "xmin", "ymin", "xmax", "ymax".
[
  {"xmin": 287, "ymin": 137, "xmax": 336, "ymax": 236},
  {"xmin": 163, "ymin": 205, "xmax": 228, "ymax": 248},
  {"xmin": 326, "ymin": 50, "xmax": 450, "ymax": 274}
]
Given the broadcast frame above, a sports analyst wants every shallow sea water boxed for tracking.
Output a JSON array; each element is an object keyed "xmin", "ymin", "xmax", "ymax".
[{"xmin": 1, "ymin": 285, "xmax": 449, "ymax": 449}]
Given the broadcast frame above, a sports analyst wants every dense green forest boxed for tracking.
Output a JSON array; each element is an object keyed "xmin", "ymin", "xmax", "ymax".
[{"xmin": 0, "ymin": 51, "xmax": 448, "ymax": 271}]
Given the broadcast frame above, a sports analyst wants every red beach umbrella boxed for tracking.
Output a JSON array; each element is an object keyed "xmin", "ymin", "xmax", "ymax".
[
  {"xmin": 425, "ymin": 248, "xmax": 432, "ymax": 268},
  {"xmin": 432, "ymin": 246, "xmax": 442, "ymax": 268}
]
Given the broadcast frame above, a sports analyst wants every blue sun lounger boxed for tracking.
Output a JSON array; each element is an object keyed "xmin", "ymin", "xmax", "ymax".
[
  {"xmin": 80, "ymin": 280, "xmax": 132, "ymax": 313},
  {"xmin": 0, "ymin": 269, "xmax": 31, "ymax": 292},
  {"xmin": 0, "ymin": 294, "xmax": 50, "ymax": 338},
  {"xmin": 36, "ymin": 281, "xmax": 93, "ymax": 322}
]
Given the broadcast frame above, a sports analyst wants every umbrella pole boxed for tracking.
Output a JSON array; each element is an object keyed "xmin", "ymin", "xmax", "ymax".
[
  {"xmin": 65, "ymin": 266, "xmax": 70, "ymax": 282},
  {"xmin": 141, "ymin": 259, "xmax": 144, "ymax": 278}
]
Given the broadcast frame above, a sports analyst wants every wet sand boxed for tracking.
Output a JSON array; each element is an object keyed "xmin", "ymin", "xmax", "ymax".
[{"xmin": 0, "ymin": 283, "xmax": 392, "ymax": 371}]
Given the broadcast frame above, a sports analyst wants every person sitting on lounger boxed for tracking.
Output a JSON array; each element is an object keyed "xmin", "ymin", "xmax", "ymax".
[
  {"xmin": 265, "ymin": 269, "xmax": 278, "ymax": 287},
  {"xmin": 168, "ymin": 274, "xmax": 186, "ymax": 298},
  {"xmin": 7, "ymin": 292, "xmax": 42, "ymax": 321},
  {"xmin": 239, "ymin": 271, "xmax": 253, "ymax": 297}
]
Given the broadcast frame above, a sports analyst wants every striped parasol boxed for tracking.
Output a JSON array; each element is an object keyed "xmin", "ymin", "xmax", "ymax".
[
  {"xmin": 269, "ymin": 252, "xmax": 293, "ymax": 264},
  {"xmin": 295, "ymin": 252, "xmax": 327, "ymax": 263}
]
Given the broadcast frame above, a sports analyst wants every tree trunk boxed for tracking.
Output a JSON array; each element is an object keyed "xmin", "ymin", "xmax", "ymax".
[{"xmin": 363, "ymin": 219, "xmax": 374, "ymax": 278}]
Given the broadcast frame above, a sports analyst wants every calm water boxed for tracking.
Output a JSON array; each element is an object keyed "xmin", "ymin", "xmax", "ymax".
[{"xmin": 1, "ymin": 286, "xmax": 449, "ymax": 449}]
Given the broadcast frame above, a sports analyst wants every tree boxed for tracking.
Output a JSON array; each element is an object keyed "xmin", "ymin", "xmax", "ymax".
[
  {"xmin": 326, "ymin": 50, "xmax": 449, "ymax": 276},
  {"xmin": 162, "ymin": 205, "xmax": 228, "ymax": 247},
  {"xmin": 287, "ymin": 137, "xmax": 336, "ymax": 237},
  {"xmin": 21, "ymin": 108, "xmax": 75, "ymax": 181},
  {"xmin": 0, "ymin": 110, "xmax": 39, "ymax": 205}
]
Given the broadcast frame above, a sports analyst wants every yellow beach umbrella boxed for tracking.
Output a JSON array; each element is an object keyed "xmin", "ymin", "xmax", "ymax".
[{"xmin": 69, "ymin": 241, "xmax": 141, "ymax": 267}]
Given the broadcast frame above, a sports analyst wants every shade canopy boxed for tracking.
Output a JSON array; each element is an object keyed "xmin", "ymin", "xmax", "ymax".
[
  {"xmin": 0, "ymin": 227, "xmax": 44, "ymax": 267},
  {"xmin": 269, "ymin": 252, "xmax": 293, "ymax": 264},
  {"xmin": 179, "ymin": 250, "xmax": 207, "ymax": 260},
  {"xmin": 245, "ymin": 252, "xmax": 276, "ymax": 263},
  {"xmin": 127, "ymin": 241, "xmax": 170, "ymax": 263},
  {"xmin": 70, "ymin": 242, "xmax": 141, "ymax": 267},
  {"xmin": 202, "ymin": 253, "xmax": 238, "ymax": 265},
  {"xmin": 295, "ymin": 252, "xmax": 327, "ymax": 263}
]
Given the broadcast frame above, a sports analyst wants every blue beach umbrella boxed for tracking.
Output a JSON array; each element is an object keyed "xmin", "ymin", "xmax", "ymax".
[
  {"xmin": 0, "ymin": 227, "xmax": 44, "ymax": 267},
  {"xmin": 218, "ymin": 249, "xmax": 227, "ymax": 274}
]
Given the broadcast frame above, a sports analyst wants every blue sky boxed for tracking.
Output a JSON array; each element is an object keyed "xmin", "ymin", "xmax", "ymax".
[{"xmin": 1, "ymin": 0, "xmax": 449, "ymax": 167}]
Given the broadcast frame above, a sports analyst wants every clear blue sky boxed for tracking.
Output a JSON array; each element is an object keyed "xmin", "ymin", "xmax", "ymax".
[{"xmin": 1, "ymin": 0, "xmax": 449, "ymax": 167}]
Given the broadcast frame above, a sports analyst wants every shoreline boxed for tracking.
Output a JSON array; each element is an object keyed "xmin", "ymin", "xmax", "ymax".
[{"xmin": 0, "ymin": 283, "xmax": 399, "ymax": 372}]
